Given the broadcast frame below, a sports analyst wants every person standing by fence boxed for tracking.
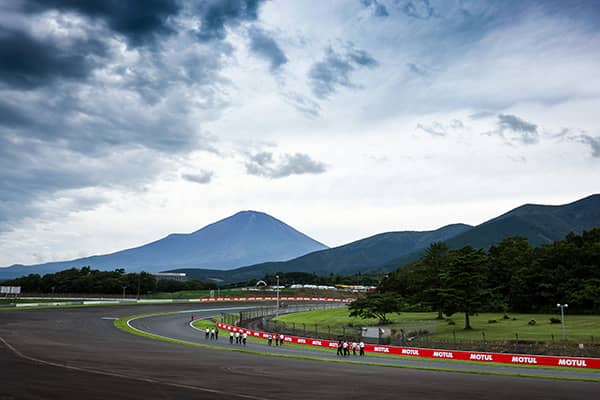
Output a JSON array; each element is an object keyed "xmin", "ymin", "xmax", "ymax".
[
  {"xmin": 229, "ymin": 331, "xmax": 234, "ymax": 344},
  {"xmin": 359, "ymin": 341, "xmax": 365, "ymax": 356}
]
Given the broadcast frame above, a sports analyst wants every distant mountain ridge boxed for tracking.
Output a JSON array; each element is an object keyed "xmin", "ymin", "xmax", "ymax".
[
  {"xmin": 2, "ymin": 194, "xmax": 599, "ymax": 282},
  {"xmin": 173, "ymin": 194, "xmax": 600, "ymax": 283},
  {"xmin": 169, "ymin": 223, "xmax": 473, "ymax": 283},
  {"xmin": 445, "ymin": 194, "xmax": 600, "ymax": 249},
  {"xmin": 0, "ymin": 211, "xmax": 328, "ymax": 279}
]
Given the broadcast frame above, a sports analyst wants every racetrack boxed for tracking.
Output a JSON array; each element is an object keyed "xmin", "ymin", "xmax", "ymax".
[{"xmin": 1, "ymin": 303, "xmax": 598, "ymax": 399}]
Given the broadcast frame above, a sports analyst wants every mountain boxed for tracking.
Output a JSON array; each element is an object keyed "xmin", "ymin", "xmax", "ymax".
[
  {"xmin": 174, "ymin": 194, "xmax": 600, "ymax": 283},
  {"xmin": 169, "ymin": 223, "xmax": 473, "ymax": 283},
  {"xmin": 445, "ymin": 194, "xmax": 600, "ymax": 249},
  {"xmin": 375, "ymin": 194, "xmax": 600, "ymax": 272},
  {"xmin": 0, "ymin": 211, "xmax": 328, "ymax": 279}
]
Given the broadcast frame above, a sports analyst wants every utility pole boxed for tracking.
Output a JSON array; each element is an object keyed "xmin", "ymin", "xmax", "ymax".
[
  {"xmin": 276, "ymin": 275, "xmax": 280, "ymax": 317},
  {"xmin": 122, "ymin": 286, "xmax": 126, "ymax": 299}
]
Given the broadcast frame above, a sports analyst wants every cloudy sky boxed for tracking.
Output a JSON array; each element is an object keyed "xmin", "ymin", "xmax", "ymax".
[{"xmin": 1, "ymin": 0, "xmax": 599, "ymax": 266}]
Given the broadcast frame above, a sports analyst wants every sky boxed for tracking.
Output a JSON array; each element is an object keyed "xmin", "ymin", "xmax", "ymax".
[{"xmin": 1, "ymin": 0, "xmax": 599, "ymax": 267}]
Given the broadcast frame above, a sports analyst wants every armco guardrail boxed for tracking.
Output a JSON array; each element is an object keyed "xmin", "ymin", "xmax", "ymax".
[
  {"xmin": 7, "ymin": 296, "xmax": 353, "ymax": 308},
  {"xmin": 216, "ymin": 322, "xmax": 600, "ymax": 369},
  {"xmin": 199, "ymin": 296, "xmax": 353, "ymax": 303}
]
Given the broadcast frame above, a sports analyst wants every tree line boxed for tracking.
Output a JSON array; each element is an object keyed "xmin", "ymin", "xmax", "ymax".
[
  {"xmin": 2, "ymin": 266, "xmax": 217, "ymax": 295},
  {"xmin": 354, "ymin": 228, "xmax": 600, "ymax": 329}
]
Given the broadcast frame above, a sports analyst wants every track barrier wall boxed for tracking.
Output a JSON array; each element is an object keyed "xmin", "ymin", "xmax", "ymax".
[
  {"xmin": 198, "ymin": 296, "xmax": 353, "ymax": 303},
  {"xmin": 8, "ymin": 296, "xmax": 354, "ymax": 307},
  {"xmin": 215, "ymin": 322, "xmax": 600, "ymax": 369}
]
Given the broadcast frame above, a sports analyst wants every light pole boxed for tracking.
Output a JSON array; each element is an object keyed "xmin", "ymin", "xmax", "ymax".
[
  {"xmin": 276, "ymin": 275, "xmax": 280, "ymax": 316},
  {"xmin": 122, "ymin": 286, "xmax": 127, "ymax": 299},
  {"xmin": 557, "ymin": 303, "xmax": 568, "ymax": 340}
]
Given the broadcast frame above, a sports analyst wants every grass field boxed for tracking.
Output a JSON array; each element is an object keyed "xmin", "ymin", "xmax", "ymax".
[{"xmin": 273, "ymin": 307, "xmax": 600, "ymax": 342}]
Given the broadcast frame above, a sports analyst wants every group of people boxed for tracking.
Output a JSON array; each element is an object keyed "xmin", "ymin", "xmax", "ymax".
[
  {"xmin": 336, "ymin": 340, "xmax": 365, "ymax": 357},
  {"xmin": 201, "ymin": 324, "xmax": 365, "ymax": 357},
  {"xmin": 266, "ymin": 333, "xmax": 286, "ymax": 346},
  {"xmin": 204, "ymin": 327, "xmax": 219, "ymax": 340},
  {"xmin": 229, "ymin": 330, "xmax": 248, "ymax": 346}
]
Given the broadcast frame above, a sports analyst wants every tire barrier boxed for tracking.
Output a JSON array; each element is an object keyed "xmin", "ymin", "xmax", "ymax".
[{"xmin": 215, "ymin": 322, "xmax": 600, "ymax": 369}]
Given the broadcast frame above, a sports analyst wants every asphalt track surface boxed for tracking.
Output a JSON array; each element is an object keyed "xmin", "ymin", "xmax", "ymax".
[{"xmin": 0, "ymin": 303, "xmax": 598, "ymax": 400}]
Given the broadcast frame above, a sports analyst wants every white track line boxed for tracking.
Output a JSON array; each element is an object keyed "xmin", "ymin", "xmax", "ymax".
[{"xmin": 0, "ymin": 335, "xmax": 270, "ymax": 400}]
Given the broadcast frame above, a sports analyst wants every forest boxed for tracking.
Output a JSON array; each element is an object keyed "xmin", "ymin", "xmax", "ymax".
[
  {"xmin": 2, "ymin": 267, "xmax": 216, "ymax": 295},
  {"xmin": 365, "ymin": 228, "xmax": 600, "ymax": 329}
]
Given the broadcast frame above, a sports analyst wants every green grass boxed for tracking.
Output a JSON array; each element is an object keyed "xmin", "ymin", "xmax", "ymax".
[
  {"xmin": 273, "ymin": 308, "xmax": 600, "ymax": 342},
  {"xmin": 191, "ymin": 319, "xmax": 220, "ymax": 330}
]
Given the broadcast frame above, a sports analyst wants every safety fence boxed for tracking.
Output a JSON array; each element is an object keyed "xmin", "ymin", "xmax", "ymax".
[
  {"xmin": 216, "ymin": 322, "xmax": 600, "ymax": 369},
  {"xmin": 5, "ymin": 296, "xmax": 353, "ymax": 308}
]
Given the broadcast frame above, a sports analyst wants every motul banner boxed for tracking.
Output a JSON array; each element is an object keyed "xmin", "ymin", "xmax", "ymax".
[{"xmin": 215, "ymin": 322, "xmax": 600, "ymax": 369}]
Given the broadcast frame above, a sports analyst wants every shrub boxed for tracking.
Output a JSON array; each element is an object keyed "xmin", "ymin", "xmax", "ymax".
[
  {"xmin": 549, "ymin": 317, "xmax": 561, "ymax": 324},
  {"xmin": 503, "ymin": 314, "xmax": 511, "ymax": 320},
  {"xmin": 528, "ymin": 319, "xmax": 536, "ymax": 326},
  {"xmin": 488, "ymin": 319, "xmax": 497, "ymax": 324}
]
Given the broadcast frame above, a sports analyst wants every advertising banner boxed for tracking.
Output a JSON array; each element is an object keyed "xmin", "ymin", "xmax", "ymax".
[{"xmin": 215, "ymin": 322, "xmax": 600, "ymax": 369}]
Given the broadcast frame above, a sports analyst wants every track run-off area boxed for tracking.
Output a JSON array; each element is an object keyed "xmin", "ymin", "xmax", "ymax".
[{"xmin": 1, "ymin": 301, "xmax": 599, "ymax": 399}]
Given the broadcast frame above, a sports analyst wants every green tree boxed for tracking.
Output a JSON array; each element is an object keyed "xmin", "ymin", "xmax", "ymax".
[
  {"xmin": 440, "ymin": 246, "xmax": 488, "ymax": 330},
  {"xmin": 348, "ymin": 292, "xmax": 402, "ymax": 324},
  {"xmin": 420, "ymin": 242, "xmax": 450, "ymax": 319}
]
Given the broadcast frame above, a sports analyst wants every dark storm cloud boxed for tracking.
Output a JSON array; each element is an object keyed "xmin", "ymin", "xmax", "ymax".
[
  {"xmin": 247, "ymin": 27, "xmax": 288, "ymax": 71},
  {"xmin": 309, "ymin": 46, "xmax": 378, "ymax": 99},
  {"xmin": 0, "ymin": 27, "xmax": 107, "ymax": 89},
  {"xmin": 401, "ymin": 0, "xmax": 436, "ymax": 20},
  {"xmin": 577, "ymin": 135, "xmax": 600, "ymax": 158},
  {"xmin": 360, "ymin": 0, "xmax": 389, "ymax": 17},
  {"xmin": 0, "ymin": 0, "xmax": 244, "ymax": 232},
  {"xmin": 483, "ymin": 114, "xmax": 540, "ymax": 145},
  {"xmin": 283, "ymin": 92, "xmax": 321, "ymax": 118},
  {"xmin": 406, "ymin": 62, "xmax": 431, "ymax": 77},
  {"xmin": 498, "ymin": 114, "xmax": 537, "ymax": 133},
  {"xmin": 417, "ymin": 122, "xmax": 447, "ymax": 137},
  {"xmin": 195, "ymin": 0, "xmax": 265, "ymax": 41},
  {"xmin": 497, "ymin": 114, "xmax": 539, "ymax": 144},
  {"xmin": 22, "ymin": 0, "xmax": 181, "ymax": 46},
  {"xmin": 182, "ymin": 170, "xmax": 215, "ymax": 184},
  {"xmin": 245, "ymin": 151, "xmax": 327, "ymax": 178},
  {"xmin": 470, "ymin": 111, "xmax": 495, "ymax": 120},
  {"xmin": 0, "ymin": 99, "xmax": 32, "ymax": 128}
]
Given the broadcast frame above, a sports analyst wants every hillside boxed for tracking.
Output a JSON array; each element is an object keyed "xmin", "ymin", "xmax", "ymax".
[
  {"xmin": 170, "ymin": 223, "xmax": 473, "ymax": 283},
  {"xmin": 0, "ymin": 211, "xmax": 327, "ymax": 279},
  {"xmin": 445, "ymin": 194, "xmax": 600, "ymax": 249}
]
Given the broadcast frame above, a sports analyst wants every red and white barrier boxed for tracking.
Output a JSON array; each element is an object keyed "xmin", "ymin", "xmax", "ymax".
[
  {"xmin": 197, "ymin": 296, "xmax": 352, "ymax": 303},
  {"xmin": 215, "ymin": 322, "xmax": 600, "ymax": 369}
]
